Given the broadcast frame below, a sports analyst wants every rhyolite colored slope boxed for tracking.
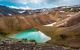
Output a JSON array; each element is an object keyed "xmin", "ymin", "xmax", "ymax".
[
  {"xmin": 36, "ymin": 12, "xmax": 80, "ymax": 48},
  {"xmin": 0, "ymin": 5, "xmax": 80, "ymax": 48}
]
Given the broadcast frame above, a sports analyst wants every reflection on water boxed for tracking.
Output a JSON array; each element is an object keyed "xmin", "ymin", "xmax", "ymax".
[{"xmin": 9, "ymin": 28, "xmax": 51, "ymax": 43}]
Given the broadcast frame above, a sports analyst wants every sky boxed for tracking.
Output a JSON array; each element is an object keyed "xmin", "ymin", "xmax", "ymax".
[{"xmin": 0, "ymin": 0, "xmax": 80, "ymax": 9}]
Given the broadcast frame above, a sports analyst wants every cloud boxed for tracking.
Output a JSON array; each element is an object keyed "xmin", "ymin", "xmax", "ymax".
[
  {"xmin": 1, "ymin": 0, "xmax": 80, "ymax": 6},
  {"xmin": 10, "ymin": 0, "xmax": 46, "ymax": 4},
  {"xmin": 11, "ymin": 0, "xmax": 28, "ymax": 4},
  {"xmin": 9, "ymin": 6, "xmax": 31, "ymax": 10},
  {"xmin": 0, "ymin": 0, "xmax": 80, "ymax": 9},
  {"xmin": 2, "ymin": 0, "xmax": 59, "ymax": 5}
]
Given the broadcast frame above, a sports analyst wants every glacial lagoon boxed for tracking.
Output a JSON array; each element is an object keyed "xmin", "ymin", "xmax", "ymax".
[{"xmin": 9, "ymin": 28, "xmax": 51, "ymax": 43}]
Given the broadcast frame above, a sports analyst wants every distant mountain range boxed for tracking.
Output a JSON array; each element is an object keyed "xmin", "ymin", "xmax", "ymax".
[
  {"xmin": 0, "ymin": 5, "xmax": 52, "ymax": 16},
  {"xmin": 0, "ymin": 5, "xmax": 25, "ymax": 16},
  {"xmin": 0, "ymin": 5, "xmax": 80, "ymax": 16}
]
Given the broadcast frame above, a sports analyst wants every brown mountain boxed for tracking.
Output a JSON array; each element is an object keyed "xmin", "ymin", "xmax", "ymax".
[{"xmin": 0, "ymin": 5, "xmax": 80, "ymax": 48}]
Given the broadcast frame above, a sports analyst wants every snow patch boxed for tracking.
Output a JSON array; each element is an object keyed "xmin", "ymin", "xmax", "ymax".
[
  {"xmin": 43, "ymin": 22, "xmax": 56, "ymax": 26},
  {"xmin": 18, "ymin": 11, "xmax": 26, "ymax": 13},
  {"xmin": 8, "ymin": 13, "xmax": 12, "ymax": 16}
]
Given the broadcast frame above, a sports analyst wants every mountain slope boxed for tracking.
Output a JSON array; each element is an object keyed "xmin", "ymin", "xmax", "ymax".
[{"xmin": 0, "ymin": 5, "xmax": 26, "ymax": 16}]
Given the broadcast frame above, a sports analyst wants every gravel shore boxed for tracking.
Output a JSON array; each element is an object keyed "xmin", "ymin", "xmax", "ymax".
[{"xmin": 0, "ymin": 39, "xmax": 79, "ymax": 50}]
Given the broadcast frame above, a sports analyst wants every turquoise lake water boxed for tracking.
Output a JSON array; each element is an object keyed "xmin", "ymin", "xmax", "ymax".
[{"xmin": 10, "ymin": 28, "xmax": 51, "ymax": 43}]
